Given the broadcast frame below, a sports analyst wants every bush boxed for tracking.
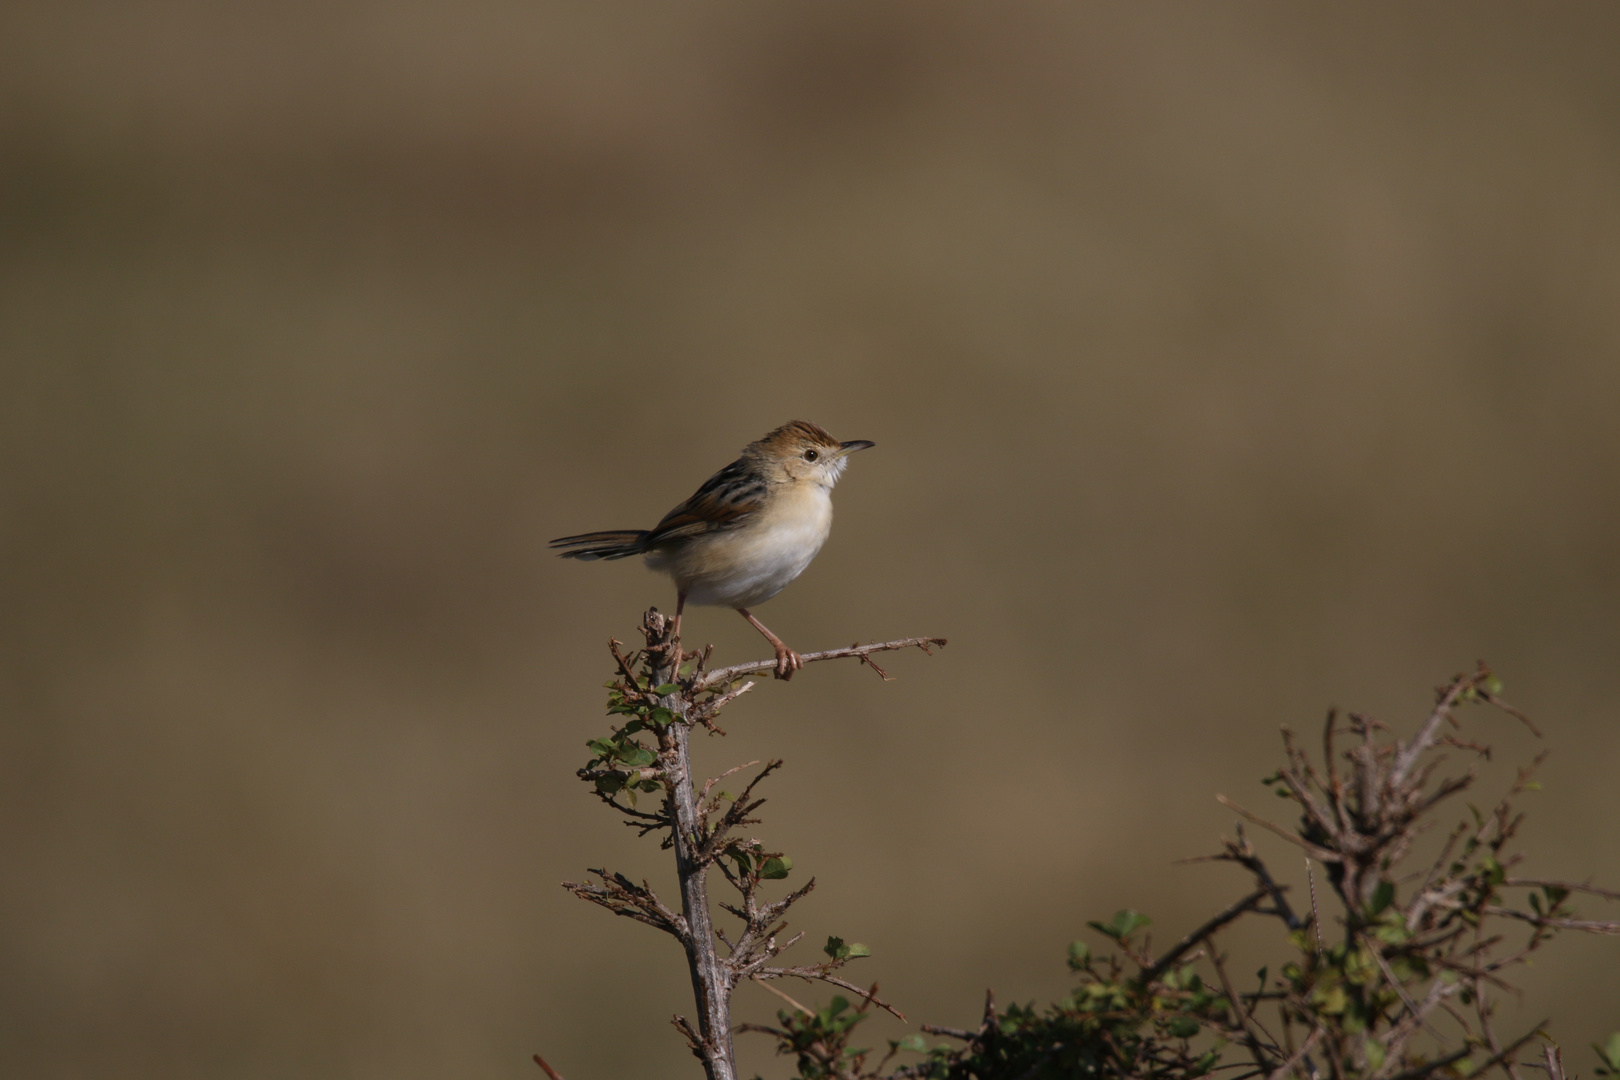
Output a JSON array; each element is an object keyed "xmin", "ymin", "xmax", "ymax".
[{"xmin": 549, "ymin": 611, "xmax": 1617, "ymax": 1080}]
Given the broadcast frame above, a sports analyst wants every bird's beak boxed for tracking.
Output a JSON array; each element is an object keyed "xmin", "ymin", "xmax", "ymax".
[{"xmin": 835, "ymin": 440, "xmax": 875, "ymax": 458}]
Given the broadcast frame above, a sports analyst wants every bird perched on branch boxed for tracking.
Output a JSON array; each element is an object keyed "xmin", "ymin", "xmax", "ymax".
[{"xmin": 551, "ymin": 420, "xmax": 874, "ymax": 678}]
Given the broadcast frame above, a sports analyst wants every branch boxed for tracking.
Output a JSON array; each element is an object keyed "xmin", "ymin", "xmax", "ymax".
[
  {"xmin": 1504, "ymin": 878, "xmax": 1620, "ymax": 902},
  {"xmin": 1265, "ymin": 1024, "xmax": 1324, "ymax": 1080},
  {"xmin": 563, "ymin": 871, "xmax": 688, "ymax": 940},
  {"xmin": 1216, "ymin": 795, "xmax": 1342, "ymax": 862},
  {"xmin": 696, "ymin": 637, "xmax": 946, "ymax": 689},
  {"xmin": 1482, "ymin": 906, "xmax": 1620, "ymax": 934},
  {"xmin": 1210, "ymin": 941, "xmax": 1284, "ymax": 1074},
  {"xmin": 751, "ymin": 967, "xmax": 906, "ymax": 1020},
  {"xmin": 1390, "ymin": 666, "xmax": 1487, "ymax": 788},
  {"xmin": 1140, "ymin": 888, "xmax": 1268, "ymax": 983}
]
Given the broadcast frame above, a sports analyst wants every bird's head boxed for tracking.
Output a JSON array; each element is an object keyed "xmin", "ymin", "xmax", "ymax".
[{"xmin": 749, "ymin": 420, "xmax": 874, "ymax": 488}]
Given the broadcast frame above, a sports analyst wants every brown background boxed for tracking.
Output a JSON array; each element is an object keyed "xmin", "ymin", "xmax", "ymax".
[{"xmin": 4, "ymin": 4, "xmax": 1619, "ymax": 1077}]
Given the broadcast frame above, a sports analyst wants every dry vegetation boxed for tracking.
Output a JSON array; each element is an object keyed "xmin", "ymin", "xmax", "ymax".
[{"xmin": 550, "ymin": 612, "xmax": 1618, "ymax": 1080}]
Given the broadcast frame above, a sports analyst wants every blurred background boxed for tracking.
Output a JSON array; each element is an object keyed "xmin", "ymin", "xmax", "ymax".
[{"xmin": 4, "ymin": 3, "xmax": 1619, "ymax": 1077}]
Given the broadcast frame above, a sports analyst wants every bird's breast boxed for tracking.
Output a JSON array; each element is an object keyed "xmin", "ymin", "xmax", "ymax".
[{"xmin": 662, "ymin": 483, "xmax": 834, "ymax": 608}]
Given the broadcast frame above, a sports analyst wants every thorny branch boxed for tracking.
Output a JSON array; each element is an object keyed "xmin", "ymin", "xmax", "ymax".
[
  {"xmin": 559, "ymin": 609, "xmax": 943, "ymax": 1080},
  {"xmin": 697, "ymin": 636, "xmax": 947, "ymax": 690}
]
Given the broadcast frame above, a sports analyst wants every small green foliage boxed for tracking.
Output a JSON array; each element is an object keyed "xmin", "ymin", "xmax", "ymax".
[
  {"xmin": 1166, "ymin": 1016, "xmax": 1200, "ymax": 1039},
  {"xmin": 752, "ymin": 997, "xmax": 872, "ymax": 1080},
  {"xmin": 1595, "ymin": 1032, "xmax": 1620, "ymax": 1076},
  {"xmin": 1364, "ymin": 1037, "xmax": 1386, "ymax": 1071},
  {"xmin": 886, "ymin": 921, "xmax": 1229, "ymax": 1080},
  {"xmin": 760, "ymin": 856, "xmax": 793, "ymax": 880},
  {"xmin": 1368, "ymin": 880, "xmax": 1396, "ymax": 916},
  {"xmin": 824, "ymin": 935, "xmax": 870, "ymax": 960},
  {"xmin": 1087, "ymin": 909, "xmax": 1151, "ymax": 943}
]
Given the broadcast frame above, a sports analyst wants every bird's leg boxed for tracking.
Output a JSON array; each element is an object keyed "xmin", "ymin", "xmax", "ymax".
[{"xmin": 736, "ymin": 608, "xmax": 802, "ymax": 680}]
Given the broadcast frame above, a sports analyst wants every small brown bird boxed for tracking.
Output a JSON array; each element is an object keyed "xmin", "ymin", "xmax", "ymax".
[{"xmin": 551, "ymin": 421, "xmax": 874, "ymax": 678}]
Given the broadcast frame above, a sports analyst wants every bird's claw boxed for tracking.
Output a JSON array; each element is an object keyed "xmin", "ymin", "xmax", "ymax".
[{"xmin": 773, "ymin": 646, "xmax": 803, "ymax": 680}]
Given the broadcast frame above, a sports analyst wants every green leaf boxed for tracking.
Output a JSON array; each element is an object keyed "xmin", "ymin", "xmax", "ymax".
[
  {"xmin": 1109, "ymin": 909, "xmax": 1151, "ymax": 939},
  {"xmin": 1364, "ymin": 1038, "xmax": 1387, "ymax": 1070},
  {"xmin": 1167, "ymin": 1016, "xmax": 1200, "ymax": 1039},
  {"xmin": 1368, "ymin": 880, "xmax": 1396, "ymax": 915},
  {"xmin": 1311, "ymin": 983, "xmax": 1349, "ymax": 1014},
  {"xmin": 760, "ymin": 857, "xmax": 792, "ymax": 880},
  {"xmin": 616, "ymin": 744, "xmax": 656, "ymax": 767},
  {"xmin": 894, "ymin": 1033, "xmax": 927, "ymax": 1053},
  {"xmin": 1372, "ymin": 919, "xmax": 1411, "ymax": 945},
  {"xmin": 646, "ymin": 707, "xmax": 676, "ymax": 727},
  {"xmin": 1597, "ymin": 1033, "xmax": 1620, "ymax": 1072},
  {"xmin": 823, "ymin": 935, "xmax": 867, "ymax": 960},
  {"xmin": 652, "ymin": 683, "xmax": 681, "ymax": 695},
  {"xmin": 1067, "ymin": 940, "xmax": 1091, "ymax": 969}
]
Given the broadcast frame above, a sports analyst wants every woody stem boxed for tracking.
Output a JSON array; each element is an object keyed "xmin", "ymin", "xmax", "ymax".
[{"xmin": 645, "ymin": 610, "xmax": 736, "ymax": 1080}]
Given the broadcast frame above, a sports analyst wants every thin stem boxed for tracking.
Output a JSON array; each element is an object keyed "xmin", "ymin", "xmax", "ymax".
[{"xmin": 696, "ymin": 637, "xmax": 946, "ymax": 690}]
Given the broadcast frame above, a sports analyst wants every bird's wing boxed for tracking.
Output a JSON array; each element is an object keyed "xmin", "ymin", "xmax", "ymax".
[{"xmin": 644, "ymin": 458, "xmax": 767, "ymax": 545}]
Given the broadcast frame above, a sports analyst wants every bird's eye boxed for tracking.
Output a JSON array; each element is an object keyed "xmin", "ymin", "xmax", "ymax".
[{"xmin": 803, "ymin": 449, "xmax": 819, "ymax": 462}]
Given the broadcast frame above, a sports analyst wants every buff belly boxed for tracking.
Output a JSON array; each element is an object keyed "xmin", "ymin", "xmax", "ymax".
[{"xmin": 646, "ymin": 484, "xmax": 833, "ymax": 609}]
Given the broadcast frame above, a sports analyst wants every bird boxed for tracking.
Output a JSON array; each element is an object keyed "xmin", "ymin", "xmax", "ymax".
[{"xmin": 551, "ymin": 420, "xmax": 874, "ymax": 679}]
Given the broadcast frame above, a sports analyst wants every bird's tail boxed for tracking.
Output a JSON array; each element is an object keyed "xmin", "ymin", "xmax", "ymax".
[{"xmin": 549, "ymin": 529, "xmax": 650, "ymax": 561}]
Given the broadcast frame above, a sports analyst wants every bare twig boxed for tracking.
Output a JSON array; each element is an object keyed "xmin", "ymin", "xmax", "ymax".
[
  {"xmin": 1482, "ymin": 907, "xmax": 1620, "ymax": 934},
  {"xmin": 1142, "ymin": 888, "xmax": 1268, "ymax": 983},
  {"xmin": 697, "ymin": 637, "xmax": 946, "ymax": 689},
  {"xmin": 1504, "ymin": 878, "xmax": 1620, "ymax": 902},
  {"xmin": 751, "ymin": 976, "xmax": 814, "ymax": 1016},
  {"xmin": 753, "ymin": 966, "xmax": 906, "ymax": 1020},
  {"xmin": 1216, "ymin": 795, "xmax": 1341, "ymax": 862},
  {"xmin": 1265, "ymin": 1025, "xmax": 1324, "ymax": 1080},
  {"xmin": 1391, "ymin": 666, "xmax": 1487, "ymax": 788},
  {"xmin": 1210, "ymin": 941, "xmax": 1282, "ymax": 1074}
]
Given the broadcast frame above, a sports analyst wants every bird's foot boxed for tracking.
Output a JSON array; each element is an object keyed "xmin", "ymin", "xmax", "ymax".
[{"xmin": 773, "ymin": 644, "xmax": 803, "ymax": 680}]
